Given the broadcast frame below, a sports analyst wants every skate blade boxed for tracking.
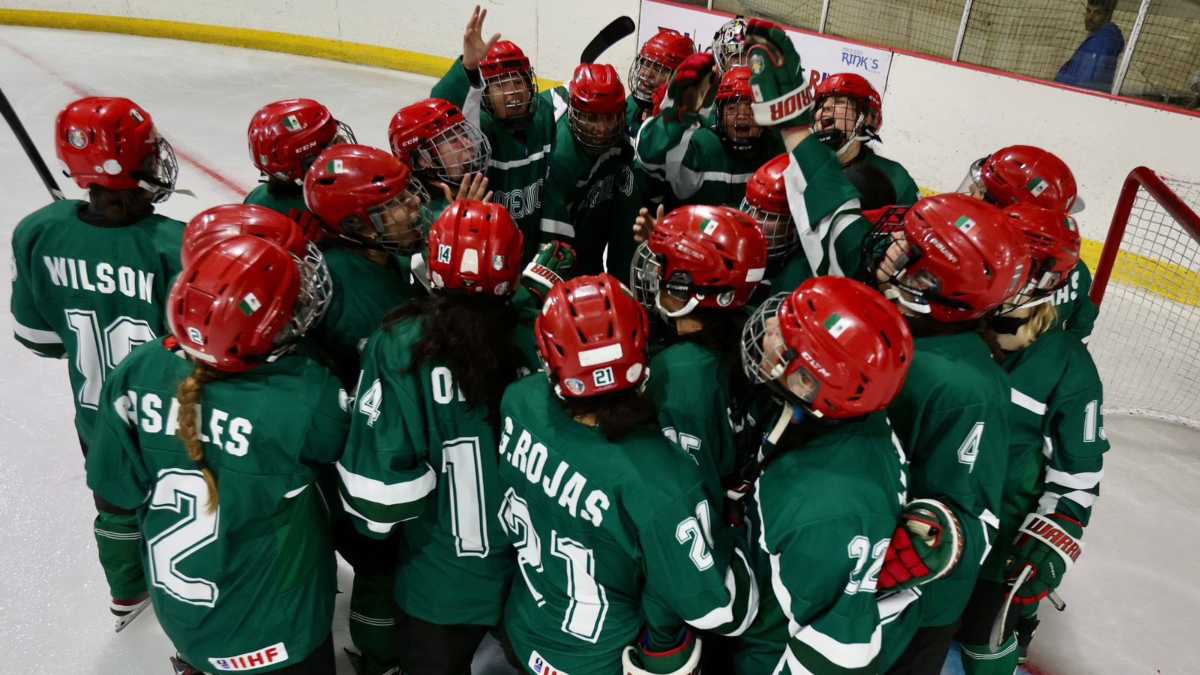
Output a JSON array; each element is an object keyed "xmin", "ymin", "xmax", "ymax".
[{"xmin": 112, "ymin": 597, "xmax": 151, "ymax": 633}]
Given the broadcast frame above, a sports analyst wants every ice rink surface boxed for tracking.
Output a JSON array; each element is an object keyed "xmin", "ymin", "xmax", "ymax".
[{"xmin": 1, "ymin": 25, "xmax": 1197, "ymax": 675}]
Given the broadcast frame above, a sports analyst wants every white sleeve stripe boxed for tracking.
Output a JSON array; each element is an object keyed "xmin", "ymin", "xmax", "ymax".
[
  {"xmin": 687, "ymin": 546, "xmax": 759, "ymax": 635},
  {"xmin": 1041, "ymin": 489, "xmax": 1098, "ymax": 513},
  {"xmin": 1011, "ymin": 388, "xmax": 1048, "ymax": 415},
  {"xmin": 339, "ymin": 495, "xmax": 404, "ymax": 534},
  {"xmin": 1044, "ymin": 467, "xmax": 1104, "ymax": 490},
  {"xmin": 13, "ymin": 321, "xmax": 61, "ymax": 344},
  {"xmin": 489, "ymin": 144, "xmax": 552, "ymax": 170},
  {"xmin": 794, "ymin": 623, "xmax": 881, "ymax": 670},
  {"xmin": 336, "ymin": 460, "xmax": 436, "ymax": 506},
  {"xmin": 540, "ymin": 218, "xmax": 576, "ymax": 237},
  {"xmin": 823, "ymin": 205, "xmax": 862, "ymax": 277}
]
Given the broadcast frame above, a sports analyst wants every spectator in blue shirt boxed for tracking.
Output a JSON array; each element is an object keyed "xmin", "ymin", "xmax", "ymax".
[{"xmin": 1055, "ymin": 0, "xmax": 1125, "ymax": 92}]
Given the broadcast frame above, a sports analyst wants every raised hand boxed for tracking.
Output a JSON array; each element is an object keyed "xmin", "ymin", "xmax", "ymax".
[
  {"xmin": 437, "ymin": 172, "xmax": 492, "ymax": 204},
  {"xmin": 665, "ymin": 52, "xmax": 717, "ymax": 119},
  {"xmin": 633, "ymin": 204, "xmax": 665, "ymax": 243},
  {"xmin": 743, "ymin": 18, "xmax": 812, "ymax": 128},
  {"xmin": 462, "ymin": 5, "xmax": 501, "ymax": 71}
]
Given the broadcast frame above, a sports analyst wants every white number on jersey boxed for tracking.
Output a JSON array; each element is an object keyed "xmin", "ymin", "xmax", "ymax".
[
  {"xmin": 357, "ymin": 379, "xmax": 383, "ymax": 427},
  {"xmin": 65, "ymin": 310, "xmax": 156, "ymax": 408},
  {"xmin": 675, "ymin": 500, "xmax": 715, "ymax": 571},
  {"xmin": 845, "ymin": 535, "xmax": 889, "ymax": 594},
  {"xmin": 147, "ymin": 469, "xmax": 220, "ymax": 606},
  {"xmin": 443, "ymin": 436, "xmax": 488, "ymax": 557},
  {"xmin": 1082, "ymin": 400, "xmax": 1106, "ymax": 442},
  {"xmin": 956, "ymin": 422, "xmax": 985, "ymax": 472}
]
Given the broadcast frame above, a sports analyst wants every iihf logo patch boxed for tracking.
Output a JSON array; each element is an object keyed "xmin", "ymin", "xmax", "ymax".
[{"xmin": 527, "ymin": 649, "xmax": 569, "ymax": 675}]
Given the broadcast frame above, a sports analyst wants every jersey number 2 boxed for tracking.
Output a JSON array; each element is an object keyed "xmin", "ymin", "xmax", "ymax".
[
  {"xmin": 65, "ymin": 310, "xmax": 155, "ymax": 409},
  {"xmin": 147, "ymin": 469, "xmax": 220, "ymax": 607}
]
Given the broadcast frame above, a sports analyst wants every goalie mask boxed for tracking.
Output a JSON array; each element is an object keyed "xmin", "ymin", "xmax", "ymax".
[
  {"xmin": 389, "ymin": 98, "xmax": 491, "ymax": 188},
  {"xmin": 630, "ymin": 205, "xmax": 767, "ymax": 319},
  {"xmin": 304, "ymin": 144, "xmax": 430, "ymax": 254},
  {"xmin": 959, "ymin": 145, "xmax": 1084, "ymax": 213},
  {"xmin": 741, "ymin": 153, "xmax": 797, "ymax": 263},
  {"xmin": 711, "ymin": 16, "xmax": 749, "ymax": 74},
  {"xmin": 56, "ymin": 97, "xmax": 179, "ymax": 203},
  {"xmin": 866, "ymin": 194, "xmax": 1032, "ymax": 323},
  {"xmin": 716, "ymin": 68, "xmax": 763, "ymax": 155},
  {"xmin": 247, "ymin": 98, "xmax": 356, "ymax": 184},
  {"xmin": 741, "ymin": 277, "xmax": 913, "ymax": 419},
  {"xmin": 480, "ymin": 40, "xmax": 538, "ymax": 123},
  {"xmin": 629, "ymin": 28, "xmax": 695, "ymax": 104},
  {"xmin": 813, "ymin": 73, "xmax": 882, "ymax": 157},
  {"xmin": 569, "ymin": 64, "xmax": 627, "ymax": 155}
]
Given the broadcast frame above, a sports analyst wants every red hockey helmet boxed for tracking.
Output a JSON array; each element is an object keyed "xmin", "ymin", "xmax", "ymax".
[
  {"xmin": 536, "ymin": 274, "xmax": 650, "ymax": 399},
  {"xmin": 963, "ymin": 145, "xmax": 1083, "ymax": 213},
  {"xmin": 479, "ymin": 40, "xmax": 538, "ymax": 118},
  {"xmin": 388, "ymin": 98, "xmax": 491, "ymax": 187},
  {"xmin": 815, "ymin": 73, "xmax": 883, "ymax": 131},
  {"xmin": 247, "ymin": 98, "xmax": 355, "ymax": 183},
  {"xmin": 569, "ymin": 64, "xmax": 626, "ymax": 153},
  {"xmin": 1002, "ymin": 203, "xmax": 1081, "ymax": 301},
  {"xmin": 169, "ymin": 236, "xmax": 303, "ymax": 373},
  {"xmin": 630, "ymin": 205, "xmax": 768, "ymax": 317},
  {"xmin": 304, "ymin": 144, "xmax": 429, "ymax": 253},
  {"xmin": 870, "ymin": 194, "xmax": 1032, "ymax": 322},
  {"xmin": 629, "ymin": 28, "xmax": 695, "ymax": 103},
  {"xmin": 181, "ymin": 204, "xmax": 332, "ymax": 334},
  {"xmin": 741, "ymin": 276, "xmax": 913, "ymax": 419},
  {"xmin": 711, "ymin": 16, "xmax": 749, "ymax": 74},
  {"xmin": 715, "ymin": 68, "xmax": 761, "ymax": 153},
  {"xmin": 741, "ymin": 153, "xmax": 796, "ymax": 262},
  {"xmin": 55, "ymin": 97, "xmax": 177, "ymax": 201},
  {"xmin": 426, "ymin": 199, "xmax": 524, "ymax": 296},
  {"xmin": 715, "ymin": 66, "xmax": 753, "ymax": 104}
]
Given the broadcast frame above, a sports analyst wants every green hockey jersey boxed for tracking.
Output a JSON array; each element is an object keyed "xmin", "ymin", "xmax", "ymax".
[
  {"xmin": 880, "ymin": 331, "xmax": 1010, "ymax": 661},
  {"xmin": 243, "ymin": 184, "xmax": 307, "ymax": 216},
  {"xmin": 9, "ymin": 199, "xmax": 183, "ymax": 442},
  {"xmin": 337, "ymin": 315, "xmax": 538, "ymax": 626},
  {"xmin": 432, "ymin": 58, "xmax": 561, "ymax": 262},
  {"xmin": 85, "ymin": 338, "xmax": 348, "ymax": 672},
  {"xmin": 736, "ymin": 412, "xmax": 908, "ymax": 675},
  {"xmin": 981, "ymin": 330, "xmax": 1109, "ymax": 581},
  {"xmin": 1049, "ymin": 260, "xmax": 1097, "ymax": 343},
  {"xmin": 856, "ymin": 147, "xmax": 920, "ymax": 207},
  {"xmin": 497, "ymin": 374, "xmax": 758, "ymax": 675},
  {"xmin": 634, "ymin": 106, "xmax": 783, "ymax": 209}
]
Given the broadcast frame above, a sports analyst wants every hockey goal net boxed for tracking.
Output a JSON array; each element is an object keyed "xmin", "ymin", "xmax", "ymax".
[{"xmin": 1088, "ymin": 167, "xmax": 1200, "ymax": 428}]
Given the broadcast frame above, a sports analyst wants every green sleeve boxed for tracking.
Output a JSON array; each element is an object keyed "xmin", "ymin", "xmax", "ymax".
[
  {"xmin": 787, "ymin": 135, "xmax": 872, "ymax": 279},
  {"xmin": 430, "ymin": 57, "xmax": 471, "ymax": 107},
  {"xmin": 538, "ymin": 121, "xmax": 587, "ymax": 240},
  {"xmin": 85, "ymin": 363, "xmax": 150, "ymax": 510},
  {"xmin": 299, "ymin": 367, "xmax": 351, "ymax": 466},
  {"xmin": 1040, "ymin": 347, "xmax": 1109, "ymax": 527},
  {"xmin": 758, "ymin": 511, "xmax": 886, "ymax": 674},
  {"xmin": 637, "ymin": 477, "xmax": 758, "ymax": 639},
  {"xmin": 1064, "ymin": 262, "xmax": 1098, "ymax": 343},
  {"xmin": 10, "ymin": 222, "xmax": 65, "ymax": 358},
  {"xmin": 336, "ymin": 331, "xmax": 437, "ymax": 539},
  {"xmin": 633, "ymin": 109, "xmax": 720, "ymax": 202}
]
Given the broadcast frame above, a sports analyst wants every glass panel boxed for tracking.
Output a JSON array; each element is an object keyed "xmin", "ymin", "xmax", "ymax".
[
  {"xmin": 825, "ymin": 0, "xmax": 961, "ymax": 58},
  {"xmin": 1117, "ymin": 1, "xmax": 1200, "ymax": 110},
  {"xmin": 723, "ymin": 0, "xmax": 822, "ymax": 31}
]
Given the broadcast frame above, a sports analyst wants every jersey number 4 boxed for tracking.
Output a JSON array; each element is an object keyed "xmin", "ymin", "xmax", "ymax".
[
  {"xmin": 147, "ymin": 469, "xmax": 220, "ymax": 607},
  {"xmin": 65, "ymin": 310, "xmax": 156, "ymax": 409}
]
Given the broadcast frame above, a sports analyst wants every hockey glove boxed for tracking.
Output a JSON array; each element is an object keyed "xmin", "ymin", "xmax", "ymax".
[
  {"xmin": 744, "ymin": 19, "xmax": 813, "ymax": 127},
  {"xmin": 662, "ymin": 52, "xmax": 717, "ymax": 121},
  {"xmin": 878, "ymin": 498, "xmax": 965, "ymax": 592},
  {"xmin": 622, "ymin": 629, "xmax": 702, "ymax": 675},
  {"xmin": 522, "ymin": 240, "xmax": 576, "ymax": 300},
  {"xmin": 1007, "ymin": 512, "xmax": 1083, "ymax": 606}
]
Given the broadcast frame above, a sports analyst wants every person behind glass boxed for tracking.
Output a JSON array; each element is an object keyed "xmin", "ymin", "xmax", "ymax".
[
  {"xmin": 85, "ymin": 231, "xmax": 347, "ymax": 674},
  {"xmin": 1055, "ymin": 0, "xmax": 1125, "ymax": 92}
]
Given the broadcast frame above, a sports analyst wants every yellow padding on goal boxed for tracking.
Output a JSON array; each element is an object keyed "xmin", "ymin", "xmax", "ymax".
[
  {"xmin": 0, "ymin": 9, "xmax": 562, "ymax": 90},
  {"xmin": 1080, "ymin": 238, "xmax": 1200, "ymax": 308}
]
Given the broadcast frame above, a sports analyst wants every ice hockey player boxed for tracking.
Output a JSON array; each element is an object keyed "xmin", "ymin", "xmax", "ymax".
[
  {"xmin": 388, "ymin": 97, "xmax": 492, "ymax": 214},
  {"xmin": 636, "ymin": 57, "xmax": 783, "ymax": 208},
  {"xmin": 86, "ymin": 233, "xmax": 347, "ymax": 673},
  {"xmin": 812, "ymin": 73, "xmax": 919, "ymax": 208},
  {"xmin": 734, "ymin": 276, "xmax": 914, "ymax": 674},
  {"xmin": 10, "ymin": 96, "xmax": 185, "ymax": 632},
  {"xmin": 959, "ymin": 145, "xmax": 1097, "ymax": 341},
  {"xmin": 431, "ymin": 6, "xmax": 559, "ymax": 260},
  {"xmin": 738, "ymin": 152, "xmax": 824, "ymax": 297},
  {"xmin": 245, "ymin": 98, "xmax": 356, "ymax": 219},
  {"xmin": 630, "ymin": 204, "xmax": 768, "ymax": 496},
  {"xmin": 496, "ymin": 274, "xmax": 759, "ymax": 675},
  {"xmin": 336, "ymin": 200, "xmax": 535, "ymax": 675},
  {"xmin": 955, "ymin": 203, "xmax": 1108, "ymax": 672},
  {"xmin": 859, "ymin": 196, "xmax": 1031, "ymax": 673},
  {"xmin": 626, "ymin": 27, "xmax": 695, "ymax": 135}
]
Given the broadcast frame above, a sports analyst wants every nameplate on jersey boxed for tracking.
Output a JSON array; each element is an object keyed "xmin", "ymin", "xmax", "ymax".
[{"xmin": 208, "ymin": 642, "xmax": 289, "ymax": 671}]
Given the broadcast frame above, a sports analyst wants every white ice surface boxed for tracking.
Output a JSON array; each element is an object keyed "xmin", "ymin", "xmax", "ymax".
[{"xmin": 0, "ymin": 25, "xmax": 1197, "ymax": 675}]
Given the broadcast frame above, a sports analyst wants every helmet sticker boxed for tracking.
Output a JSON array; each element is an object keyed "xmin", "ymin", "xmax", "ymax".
[
  {"xmin": 824, "ymin": 313, "xmax": 852, "ymax": 339},
  {"xmin": 67, "ymin": 128, "xmax": 88, "ymax": 149},
  {"xmin": 954, "ymin": 215, "xmax": 976, "ymax": 232},
  {"xmin": 129, "ymin": 108, "xmax": 145, "ymax": 123},
  {"xmin": 239, "ymin": 292, "xmax": 262, "ymax": 316},
  {"xmin": 186, "ymin": 327, "xmax": 205, "ymax": 345},
  {"xmin": 282, "ymin": 115, "xmax": 304, "ymax": 132},
  {"xmin": 564, "ymin": 378, "xmax": 586, "ymax": 395},
  {"xmin": 625, "ymin": 362, "xmax": 644, "ymax": 384},
  {"xmin": 102, "ymin": 159, "xmax": 123, "ymax": 175},
  {"xmin": 438, "ymin": 243, "xmax": 453, "ymax": 264}
]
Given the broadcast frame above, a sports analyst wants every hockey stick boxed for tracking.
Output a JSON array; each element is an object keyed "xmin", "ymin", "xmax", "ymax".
[
  {"xmin": 0, "ymin": 87, "xmax": 64, "ymax": 201},
  {"xmin": 988, "ymin": 565, "xmax": 1032, "ymax": 650},
  {"xmin": 580, "ymin": 16, "xmax": 636, "ymax": 64}
]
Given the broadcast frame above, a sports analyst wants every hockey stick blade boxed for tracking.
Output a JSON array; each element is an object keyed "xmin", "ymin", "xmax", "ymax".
[
  {"xmin": 580, "ymin": 16, "xmax": 636, "ymax": 64},
  {"xmin": 989, "ymin": 565, "xmax": 1033, "ymax": 650},
  {"xmin": 0, "ymin": 87, "xmax": 65, "ymax": 201}
]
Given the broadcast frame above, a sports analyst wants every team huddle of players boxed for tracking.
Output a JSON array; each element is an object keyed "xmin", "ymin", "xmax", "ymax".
[{"xmin": 9, "ymin": 7, "xmax": 1109, "ymax": 675}]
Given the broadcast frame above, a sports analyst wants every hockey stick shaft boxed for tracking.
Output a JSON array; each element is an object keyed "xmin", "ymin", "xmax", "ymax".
[
  {"xmin": 0, "ymin": 87, "xmax": 64, "ymax": 201},
  {"xmin": 988, "ymin": 565, "xmax": 1032, "ymax": 650},
  {"xmin": 580, "ymin": 16, "xmax": 636, "ymax": 64}
]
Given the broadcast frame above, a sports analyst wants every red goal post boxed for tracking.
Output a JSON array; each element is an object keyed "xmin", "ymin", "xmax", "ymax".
[{"xmin": 1087, "ymin": 167, "xmax": 1200, "ymax": 427}]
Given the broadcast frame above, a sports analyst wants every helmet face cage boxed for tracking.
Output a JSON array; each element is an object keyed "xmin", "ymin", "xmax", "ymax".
[
  {"xmin": 956, "ymin": 156, "xmax": 990, "ymax": 200},
  {"xmin": 137, "ymin": 136, "xmax": 179, "ymax": 203},
  {"xmin": 357, "ymin": 187, "xmax": 429, "ymax": 254},
  {"xmin": 741, "ymin": 199, "xmax": 797, "ymax": 263},
  {"xmin": 629, "ymin": 241, "xmax": 661, "ymax": 310},
  {"xmin": 628, "ymin": 56, "xmax": 675, "ymax": 103},
  {"xmin": 421, "ymin": 120, "xmax": 492, "ymax": 185},
  {"xmin": 482, "ymin": 70, "xmax": 538, "ymax": 118},
  {"xmin": 865, "ymin": 227, "xmax": 942, "ymax": 316},
  {"xmin": 569, "ymin": 108, "xmax": 625, "ymax": 154},
  {"xmin": 718, "ymin": 98, "xmax": 761, "ymax": 153},
  {"xmin": 740, "ymin": 293, "xmax": 821, "ymax": 406},
  {"xmin": 280, "ymin": 242, "xmax": 333, "ymax": 342}
]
